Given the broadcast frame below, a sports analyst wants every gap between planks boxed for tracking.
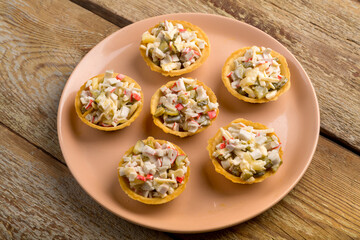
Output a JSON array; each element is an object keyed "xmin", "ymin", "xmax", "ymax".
[
  {"xmin": 0, "ymin": 122, "xmax": 67, "ymax": 167},
  {"xmin": 69, "ymin": 0, "xmax": 360, "ymax": 156}
]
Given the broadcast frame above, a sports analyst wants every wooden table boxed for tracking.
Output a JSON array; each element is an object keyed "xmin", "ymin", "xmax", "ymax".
[{"xmin": 1, "ymin": 0, "xmax": 359, "ymax": 238}]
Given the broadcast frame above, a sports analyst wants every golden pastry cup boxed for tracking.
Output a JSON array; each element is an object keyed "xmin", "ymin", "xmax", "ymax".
[
  {"xmin": 207, "ymin": 118, "xmax": 283, "ymax": 184},
  {"xmin": 118, "ymin": 137, "xmax": 190, "ymax": 204},
  {"xmin": 150, "ymin": 78, "xmax": 219, "ymax": 137},
  {"xmin": 222, "ymin": 47, "xmax": 291, "ymax": 103},
  {"xmin": 75, "ymin": 72, "xmax": 143, "ymax": 131},
  {"xmin": 140, "ymin": 20, "xmax": 210, "ymax": 77}
]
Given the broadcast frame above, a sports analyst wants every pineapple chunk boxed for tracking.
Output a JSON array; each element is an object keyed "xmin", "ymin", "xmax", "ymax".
[
  {"xmin": 91, "ymin": 77, "xmax": 99, "ymax": 89},
  {"xmin": 141, "ymin": 31, "xmax": 155, "ymax": 44}
]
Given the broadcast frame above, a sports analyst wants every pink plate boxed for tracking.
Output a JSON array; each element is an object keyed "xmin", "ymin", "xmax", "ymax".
[{"xmin": 57, "ymin": 13, "xmax": 319, "ymax": 233}]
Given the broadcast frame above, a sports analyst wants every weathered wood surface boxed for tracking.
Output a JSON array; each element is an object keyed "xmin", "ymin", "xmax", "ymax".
[
  {"xmin": 0, "ymin": 124, "xmax": 172, "ymax": 239},
  {"xmin": 72, "ymin": 0, "xmax": 360, "ymax": 153},
  {"xmin": 174, "ymin": 136, "xmax": 360, "ymax": 239},
  {"xmin": 0, "ymin": 0, "xmax": 120, "ymax": 162},
  {"xmin": 1, "ymin": 123, "xmax": 358, "ymax": 239},
  {"xmin": 1, "ymin": 0, "xmax": 360, "ymax": 238}
]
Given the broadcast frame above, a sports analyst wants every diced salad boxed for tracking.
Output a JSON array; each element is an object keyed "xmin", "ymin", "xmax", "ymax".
[
  {"xmin": 79, "ymin": 70, "xmax": 142, "ymax": 127},
  {"xmin": 154, "ymin": 77, "xmax": 219, "ymax": 133},
  {"xmin": 119, "ymin": 138, "xmax": 190, "ymax": 199},
  {"xmin": 227, "ymin": 46, "xmax": 288, "ymax": 100},
  {"xmin": 212, "ymin": 121, "xmax": 282, "ymax": 183},
  {"xmin": 140, "ymin": 20, "xmax": 207, "ymax": 72}
]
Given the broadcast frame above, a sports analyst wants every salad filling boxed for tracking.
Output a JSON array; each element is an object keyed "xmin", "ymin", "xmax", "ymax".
[
  {"xmin": 140, "ymin": 20, "xmax": 207, "ymax": 72},
  {"xmin": 212, "ymin": 121, "xmax": 282, "ymax": 183},
  {"xmin": 153, "ymin": 77, "xmax": 219, "ymax": 134},
  {"xmin": 227, "ymin": 46, "xmax": 288, "ymax": 100},
  {"xmin": 119, "ymin": 138, "xmax": 190, "ymax": 199},
  {"xmin": 79, "ymin": 70, "xmax": 142, "ymax": 127}
]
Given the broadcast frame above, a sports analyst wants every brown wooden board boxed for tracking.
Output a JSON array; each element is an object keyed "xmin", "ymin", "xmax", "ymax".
[
  {"xmin": 71, "ymin": 0, "xmax": 360, "ymax": 153},
  {"xmin": 1, "ymin": 0, "xmax": 359, "ymax": 238},
  {"xmin": 0, "ymin": 0, "xmax": 120, "ymax": 163},
  {"xmin": 0, "ymin": 124, "xmax": 172, "ymax": 239},
  {"xmin": 173, "ymin": 137, "xmax": 360, "ymax": 239},
  {"xmin": 1, "ymin": 123, "xmax": 359, "ymax": 238}
]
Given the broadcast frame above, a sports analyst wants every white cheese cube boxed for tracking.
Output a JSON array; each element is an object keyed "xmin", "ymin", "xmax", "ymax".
[
  {"xmin": 238, "ymin": 129, "xmax": 253, "ymax": 141},
  {"xmin": 221, "ymin": 160, "xmax": 231, "ymax": 169}
]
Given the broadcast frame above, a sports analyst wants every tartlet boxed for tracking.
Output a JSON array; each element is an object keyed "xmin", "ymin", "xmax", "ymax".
[
  {"xmin": 150, "ymin": 77, "xmax": 219, "ymax": 137},
  {"xmin": 222, "ymin": 46, "xmax": 290, "ymax": 103},
  {"xmin": 118, "ymin": 137, "xmax": 190, "ymax": 204},
  {"xmin": 75, "ymin": 70, "xmax": 143, "ymax": 131},
  {"xmin": 140, "ymin": 20, "xmax": 210, "ymax": 76},
  {"xmin": 207, "ymin": 118, "xmax": 283, "ymax": 184}
]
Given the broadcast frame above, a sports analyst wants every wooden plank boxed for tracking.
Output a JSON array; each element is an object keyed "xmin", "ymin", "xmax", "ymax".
[
  {"xmin": 173, "ymin": 136, "xmax": 360, "ymax": 239},
  {"xmin": 1, "ymin": 123, "xmax": 358, "ymax": 238},
  {"xmin": 0, "ymin": 0, "xmax": 120, "ymax": 162},
  {"xmin": 71, "ymin": 0, "xmax": 360, "ymax": 153},
  {"xmin": 0, "ymin": 124, "xmax": 172, "ymax": 239}
]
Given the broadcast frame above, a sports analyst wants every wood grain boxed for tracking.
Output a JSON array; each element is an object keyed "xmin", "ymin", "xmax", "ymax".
[
  {"xmin": 1, "ymin": 0, "xmax": 359, "ymax": 238},
  {"xmin": 72, "ymin": 0, "xmax": 360, "ymax": 153},
  {"xmin": 1, "ymin": 122, "xmax": 358, "ymax": 238},
  {"xmin": 173, "ymin": 137, "xmax": 360, "ymax": 239},
  {"xmin": 0, "ymin": 124, "xmax": 172, "ymax": 239},
  {"xmin": 0, "ymin": 0, "xmax": 120, "ymax": 162}
]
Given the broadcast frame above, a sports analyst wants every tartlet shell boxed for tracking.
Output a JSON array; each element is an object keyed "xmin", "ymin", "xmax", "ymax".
[
  {"xmin": 140, "ymin": 20, "xmax": 210, "ymax": 77},
  {"xmin": 222, "ymin": 47, "xmax": 291, "ymax": 103},
  {"xmin": 150, "ymin": 78, "xmax": 219, "ymax": 137},
  {"xmin": 118, "ymin": 137, "xmax": 190, "ymax": 204},
  {"xmin": 74, "ymin": 73, "xmax": 143, "ymax": 131},
  {"xmin": 207, "ymin": 118, "xmax": 283, "ymax": 184}
]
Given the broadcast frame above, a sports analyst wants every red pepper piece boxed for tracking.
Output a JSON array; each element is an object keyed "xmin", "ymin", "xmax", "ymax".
[
  {"xmin": 277, "ymin": 75, "xmax": 282, "ymax": 79},
  {"xmin": 131, "ymin": 92, "xmax": 141, "ymax": 101},
  {"xmin": 227, "ymin": 71, "xmax": 233, "ymax": 78},
  {"xmin": 136, "ymin": 175, "xmax": 146, "ymax": 181},
  {"xmin": 110, "ymin": 87, "xmax": 116, "ymax": 93},
  {"xmin": 179, "ymin": 28, "xmax": 186, "ymax": 32},
  {"xmin": 171, "ymin": 83, "xmax": 180, "ymax": 92},
  {"xmin": 116, "ymin": 74, "xmax": 125, "ymax": 80},
  {"xmin": 85, "ymin": 99, "xmax": 93, "ymax": 110},
  {"xmin": 176, "ymin": 176, "xmax": 184, "ymax": 183},
  {"xmin": 175, "ymin": 103, "xmax": 184, "ymax": 111},
  {"xmin": 207, "ymin": 110, "xmax": 217, "ymax": 120},
  {"xmin": 146, "ymin": 174, "xmax": 153, "ymax": 180},
  {"xmin": 219, "ymin": 143, "xmax": 226, "ymax": 149}
]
